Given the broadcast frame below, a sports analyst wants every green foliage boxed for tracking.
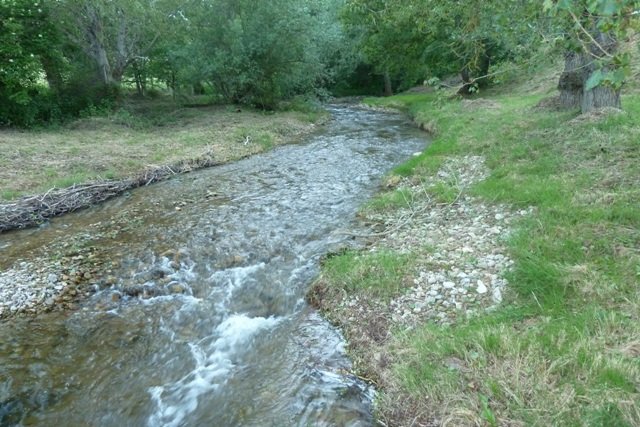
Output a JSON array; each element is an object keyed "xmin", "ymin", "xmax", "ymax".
[
  {"xmin": 544, "ymin": 0, "xmax": 640, "ymax": 90},
  {"xmin": 342, "ymin": 0, "xmax": 545, "ymax": 91},
  {"xmin": 0, "ymin": 0, "xmax": 64, "ymax": 126},
  {"xmin": 321, "ymin": 249, "xmax": 414, "ymax": 299},
  {"xmin": 172, "ymin": 0, "xmax": 353, "ymax": 109},
  {"xmin": 0, "ymin": 0, "xmax": 356, "ymax": 126}
]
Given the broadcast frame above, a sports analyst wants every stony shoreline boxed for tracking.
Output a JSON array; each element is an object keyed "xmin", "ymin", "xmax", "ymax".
[
  {"xmin": 0, "ymin": 117, "xmax": 325, "ymax": 321},
  {"xmin": 0, "ymin": 259, "xmax": 98, "ymax": 318},
  {"xmin": 310, "ymin": 155, "xmax": 531, "ymax": 425}
]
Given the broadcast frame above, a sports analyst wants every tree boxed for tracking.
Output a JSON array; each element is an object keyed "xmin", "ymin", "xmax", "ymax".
[
  {"xmin": 50, "ymin": 0, "xmax": 166, "ymax": 87},
  {"xmin": 178, "ymin": 0, "xmax": 345, "ymax": 108},
  {"xmin": 0, "ymin": 0, "xmax": 65, "ymax": 126},
  {"xmin": 342, "ymin": 0, "xmax": 543, "ymax": 95},
  {"xmin": 546, "ymin": 0, "xmax": 640, "ymax": 113},
  {"xmin": 341, "ymin": 0, "xmax": 431, "ymax": 95}
]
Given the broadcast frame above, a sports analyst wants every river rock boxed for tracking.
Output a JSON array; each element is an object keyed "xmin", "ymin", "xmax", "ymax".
[
  {"xmin": 168, "ymin": 283, "xmax": 186, "ymax": 294},
  {"xmin": 476, "ymin": 280, "xmax": 488, "ymax": 294},
  {"xmin": 121, "ymin": 285, "xmax": 144, "ymax": 297}
]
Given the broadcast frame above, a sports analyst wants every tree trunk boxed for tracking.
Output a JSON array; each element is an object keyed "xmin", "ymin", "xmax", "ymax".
[
  {"xmin": 95, "ymin": 48, "xmax": 113, "ymax": 86},
  {"xmin": 582, "ymin": 85, "xmax": 621, "ymax": 112},
  {"xmin": 558, "ymin": 51, "xmax": 586, "ymax": 109},
  {"xmin": 457, "ymin": 42, "xmax": 492, "ymax": 96},
  {"xmin": 170, "ymin": 71, "xmax": 177, "ymax": 101},
  {"xmin": 83, "ymin": 3, "xmax": 114, "ymax": 86},
  {"xmin": 112, "ymin": 9, "xmax": 129, "ymax": 84},
  {"xmin": 458, "ymin": 58, "xmax": 490, "ymax": 95},
  {"xmin": 558, "ymin": 31, "xmax": 621, "ymax": 113},
  {"xmin": 581, "ymin": 32, "xmax": 621, "ymax": 113},
  {"xmin": 133, "ymin": 63, "xmax": 144, "ymax": 97},
  {"xmin": 383, "ymin": 71, "xmax": 393, "ymax": 97}
]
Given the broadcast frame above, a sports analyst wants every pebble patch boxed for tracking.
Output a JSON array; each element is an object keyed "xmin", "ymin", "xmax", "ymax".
[{"xmin": 340, "ymin": 156, "xmax": 532, "ymax": 327}]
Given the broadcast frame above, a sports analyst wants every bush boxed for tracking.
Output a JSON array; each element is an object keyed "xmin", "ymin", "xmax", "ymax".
[
  {"xmin": 0, "ymin": 87, "xmax": 62, "ymax": 128},
  {"xmin": 0, "ymin": 81, "xmax": 121, "ymax": 128},
  {"xmin": 58, "ymin": 80, "xmax": 120, "ymax": 118}
]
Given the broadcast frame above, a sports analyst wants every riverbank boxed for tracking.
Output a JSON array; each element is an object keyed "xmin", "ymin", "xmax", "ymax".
[
  {"xmin": 310, "ymin": 85, "xmax": 640, "ymax": 424},
  {"xmin": 0, "ymin": 99, "xmax": 326, "ymax": 231},
  {"xmin": 0, "ymin": 100, "xmax": 327, "ymax": 319}
]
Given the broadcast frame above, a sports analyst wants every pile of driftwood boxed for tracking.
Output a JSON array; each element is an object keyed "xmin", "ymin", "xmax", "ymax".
[{"xmin": 0, "ymin": 156, "xmax": 218, "ymax": 232}]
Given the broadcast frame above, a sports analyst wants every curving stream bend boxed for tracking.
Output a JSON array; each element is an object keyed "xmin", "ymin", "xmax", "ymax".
[{"xmin": 0, "ymin": 106, "xmax": 427, "ymax": 426}]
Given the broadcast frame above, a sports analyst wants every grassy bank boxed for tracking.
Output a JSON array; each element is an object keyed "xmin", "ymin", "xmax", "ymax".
[
  {"xmin": 312, "ymin": 80, "xmax": 640, "ymax": 425},
  {"xmin": 0, "ymin": 99, "xmax": 326, "ymax": 201}
]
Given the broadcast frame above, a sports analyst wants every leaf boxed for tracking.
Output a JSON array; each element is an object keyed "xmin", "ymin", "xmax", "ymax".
[
  {"xmin": 557, "ymin": 0, "xmax": 574, "ymax": 10},
  {"xmin": 608, "ymin": 68, "xmax": 627, "ymax": 89},
  {"xmin": 585, "ymin": 69, "xmax": 605, "ymax": 90},
  {"xmin": 599, "ymin": 0, "xmax": 620, "ymax": 16}
]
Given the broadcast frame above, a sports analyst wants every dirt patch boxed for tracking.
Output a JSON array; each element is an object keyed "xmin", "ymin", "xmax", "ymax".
[
  {"xmin": 569, "ymin": 106, "xmax": 624, "ymax": 124},
  {"xmin": 461, "ymin": 98, "xmax": 501, "ymax": 110},
  {"xmin": 532, "ymin": 95, "xmax": 562, "ymax": 111}
]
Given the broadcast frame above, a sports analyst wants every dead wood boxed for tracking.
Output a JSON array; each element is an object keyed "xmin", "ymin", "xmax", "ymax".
[{"xmin": 0, "ymin": 155, "xmax": 218, "ymax": 233}]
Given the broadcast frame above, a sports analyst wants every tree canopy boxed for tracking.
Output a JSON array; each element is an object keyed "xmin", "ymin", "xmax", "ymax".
[{"xmin": 0, "ymin": 0, "xmax": 638, "ymax": 126}]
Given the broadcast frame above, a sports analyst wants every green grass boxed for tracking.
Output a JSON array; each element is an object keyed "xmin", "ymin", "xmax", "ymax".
[
  {"xmin": 52, "ymin": 171, "xmax": 93, "ymax": 188},
  {"xmin": 321, "ymin": 249, "xmax": 414, "ymax": 300},
  {"xmin": 334, "ymin": 83, "xmax": 640, "ymax": 425},
  {"xmin": 362, "ymin": 187, "xmax": 414, "ymax": 213},
  {"xmin": 0, "ymin": 98, "xmax": 324, "ymax": 199},
  {"xmin": 1, "ymin": 190, "xmax": 21, "ymax": 200}
]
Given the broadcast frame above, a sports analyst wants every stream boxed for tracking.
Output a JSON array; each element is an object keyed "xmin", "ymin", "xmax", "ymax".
[{"xmin": 0, "ymin": 105, "xmax": 427, "ymax": 426}]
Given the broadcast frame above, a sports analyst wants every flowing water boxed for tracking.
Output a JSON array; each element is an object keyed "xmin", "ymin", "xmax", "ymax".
[{"xmin": 0, "ymin": 106, "xmax": 426, "ymax": 427}]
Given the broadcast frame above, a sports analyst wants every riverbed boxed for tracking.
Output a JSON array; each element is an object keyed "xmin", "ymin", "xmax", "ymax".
[{"xmin": 0, "ymin": 105, "xmax": 426, "ymax": 426}]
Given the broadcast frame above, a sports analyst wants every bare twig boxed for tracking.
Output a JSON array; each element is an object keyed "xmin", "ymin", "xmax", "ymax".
[
  {"xmin": 568, "ymin": 10, "xmax": 615, "ymax": 59},
  {"xmin": 0, "ymin": 156, "xmax": 220, "ymax": 232}
]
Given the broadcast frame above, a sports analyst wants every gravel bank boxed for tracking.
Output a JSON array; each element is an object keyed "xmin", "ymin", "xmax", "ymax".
[
  {"xmin": 310, "ymin": 155, "xmax": 534, "ymax": 401},
  {"xmin": 325, "ymin": 156, "xmax": 531, "ymax": 329},
  {"xmin": 308, "ymin": 154, "xmax": 533, "ymax": 425},
  {"xmin": 0, "ymin": 255, "xmax": 100, "ymax": 319}
]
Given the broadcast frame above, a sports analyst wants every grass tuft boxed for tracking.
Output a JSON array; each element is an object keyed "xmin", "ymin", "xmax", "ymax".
[{"xmin": 321, "ymin": 249, "xmax": 414, "ymax": 300}]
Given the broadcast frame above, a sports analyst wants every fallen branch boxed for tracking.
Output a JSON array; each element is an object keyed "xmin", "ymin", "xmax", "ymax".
[{"xmin": 0, "ymin": 155, "xmax": 219, "ymax": 232}]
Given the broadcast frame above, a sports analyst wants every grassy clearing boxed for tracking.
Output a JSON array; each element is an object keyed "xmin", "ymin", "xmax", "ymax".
[
  {"xmin": 0, "ymin": 98, "xmax": 326, "ymax": 200},
  {"xmin": 316, "ymin": 80, "xmax": 640, "ymax": 424}
]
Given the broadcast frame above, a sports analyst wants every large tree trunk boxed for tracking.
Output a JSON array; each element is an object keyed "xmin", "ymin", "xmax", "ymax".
[
  {"xmin": 558, "ymin": 51, "xmax": 587, "ymax": 109},
  {"xmin": 84, "ymin": 3, "xmax": 114, "ymax": 86},
  {"xmin": 558, "ymin": 31, "xmax": 621, "ymax": 113},
  {"xmin": 582, "ymin": 85, "xmax": 621, "ymax": 112},
  {"xmin": 581, "ymin": 32, "xmax": 621, "ymax": 113},
  {"xmin": 94, "ymin": 46, "xmax": 113, "ymax": 86},
  {"xmin": 112, "ymin": 9, "xmax": 130, "ymax": 84}
]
